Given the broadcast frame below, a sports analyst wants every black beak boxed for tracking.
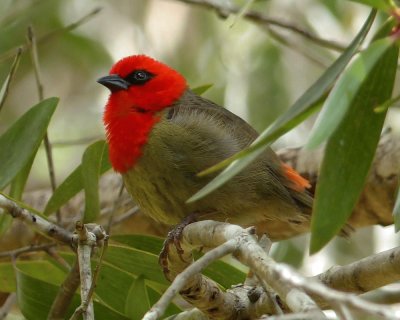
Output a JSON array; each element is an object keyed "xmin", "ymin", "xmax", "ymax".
[{"xmin": 97, "ymin": 74, "xmax": 130, "ymax": 92}]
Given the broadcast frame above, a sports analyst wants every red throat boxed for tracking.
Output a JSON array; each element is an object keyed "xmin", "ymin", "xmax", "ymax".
[
  {"xmin": 104, "ymin": 94, "xmax": 160, "ymax": 172},
  {"xmin": 102, "ymin": 55, "xmax": 187, "ymax": 172}
]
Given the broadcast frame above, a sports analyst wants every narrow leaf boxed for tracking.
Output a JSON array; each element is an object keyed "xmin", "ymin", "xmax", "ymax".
[
  {"xmin": 2, "ymin": 155, "xmax": 36, "ymax": 235},
  {"xmin": 393, "ymin": 187, "xmax": 400, "ymax": 232},
  {"xmin": 0, "ymin": 97, "xmax": 58, "ymax": 190},
  {"xmin": 306, "ymin": 37, "xmax": 394, "ymax": 149},
  {"xmin": 374, "ymin": 94, "xmax": 400, "ymax": 113},
  {"xmin": 348, "ymin": 0, "xmax": 394, "ymax": 11},
  {"xmin": 104, "ymin": 244, "xmax": 167, "ymax": 285},
  {"xmin": 0, "ymin": 48, "xmax": 22, "ymax": 113},
  {"xmin": 125, "ymin": 275, "xmax": 151, "ymax": 320},
  {"xmin": 15, "ymin": 264, "xmax": 128, "ymax": 320},
  {"xmin": 9, "ymin": 156, "xmax": 35, "ymax": 200},
  {"xmin": 191, "ymin": 84, "xmax": 213, "ymax": 95},
  {"xmin": 81, "ymin": 140, "xmax": 108, "ymax": 222},
  {"xmin": 112, "ymin": 234, "xmax": 246, "ymax": 288},
  {"xmin": 187, "ymin": 9, "xmax": 376, "ymax": 203},
  {"xmin": 44, "ymin": 141, "xmax": 111, "ymax": 216},
  {"xmin": 310, "ymin": 42, "xmax": 398, "ymax": 253}
]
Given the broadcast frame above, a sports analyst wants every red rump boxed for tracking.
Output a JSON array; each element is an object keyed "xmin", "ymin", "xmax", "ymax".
[
  {"xmin": 103, "ymin": 55, "xmax": 187, "ymax": 172},
  {"xmin": 281, "ymin": 162, "xmax": 311, "ymax": 192}
]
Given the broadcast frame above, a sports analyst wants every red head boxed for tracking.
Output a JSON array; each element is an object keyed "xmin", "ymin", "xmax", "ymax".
[{"xmin": 98, "ymin": 55, "xmax": 187, "ymax": 172}]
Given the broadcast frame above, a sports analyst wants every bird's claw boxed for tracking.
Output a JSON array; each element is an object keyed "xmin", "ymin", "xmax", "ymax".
[{"xmin": 158, "ymin": 215, "xmax": 197, "ymax": 277}]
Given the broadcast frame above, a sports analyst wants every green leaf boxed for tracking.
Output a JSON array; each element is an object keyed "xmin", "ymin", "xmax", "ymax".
[
  {"xmin": 111, "ymin": 234, "xmax": 163, "ymax": 255},
  {"xmin": 310, "ymin": 42, "xmax": 398, "ymax": 253},
  {"xmin": 0, "ymin": 261, "xmax": 17, "ymax": 292},
  {"xmin": 0, "ymin": 48, "xmax": 22, "ymax": 113},
  {"xmin": 59, "ymin": 249, "xmax": 182, "ymax": 317},
  {"xmin": 306, "ymin": 38, "xmax": 394, "ymax": 149},
  {"xmin": 9, "ymin": 260, "xmax": 129, "ymax": 320},
  {"xmin": 44, "ymin": 140, "xmax": 111, "ymax": 216},
  {"xmin": 187, "ymin": 9, "xmax": 376, "ymax": 203},
  {"xmin": 348, "ymin": 0, "xmax": 394, "ymax": 11},
  {"xmin": 112, "ymin": 234, "xmax": 246, "ymax": 289},
  {"xmin": 104, "ymin": 244, "xmax": 168, "ymax": 285},
  {"xmin": 81, "ymin": 140, "xmax": 108, "ymax": 222},
  {"xmin": 15, "ymin": 265, "xmax": 129, "ymax": 320},
  {"xmin": 125, "ymin": 275, "xmax": 151, "ymax": 320},
  {"xmin": 0, "ymin": 260, "xmax": 66, "ymax": 293},
  {"xmin": 374, "ymin": 94, "xmax": 400, "ymax": 113},
  {"xmin": 201, "ymin": 258, "xmax": 245, "ymax": 289},
  {"xmin": 9, "ymin": 154, "xmax": 36, "ymax": 200},
  {"xmin": 0, "ymin": 97, "xmax": 58, "ymax": 190},
  {"xmin": 393, "ymin": 187, "xmax": 400, "ymax": 232},
  {"xmin": 191, "ymin": 84, "xmax": 213, "ymax": 95}
]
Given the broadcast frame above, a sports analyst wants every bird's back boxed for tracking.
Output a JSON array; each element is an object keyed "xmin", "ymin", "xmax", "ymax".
[{"xmin": 123, "ymin": 90, "xmax": 313, "ymax": 238}]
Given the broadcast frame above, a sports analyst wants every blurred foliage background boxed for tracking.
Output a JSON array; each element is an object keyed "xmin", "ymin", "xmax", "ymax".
[
  {"xmin": 0, "ymin": 0, "xmax": 399, "ymax": 315},
  {"xmin": 2, "ymin": 0, "xmax": 399, "ymax": 189}
]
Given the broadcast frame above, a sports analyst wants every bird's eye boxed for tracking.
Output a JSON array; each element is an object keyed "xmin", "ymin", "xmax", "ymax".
[{"xmin": 125, "ymin": 70, "xmax": 154, "ymax": 85}]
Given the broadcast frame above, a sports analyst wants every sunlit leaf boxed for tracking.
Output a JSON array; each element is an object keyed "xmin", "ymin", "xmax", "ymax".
[
  {"xmin": 81, "ymin": 140, "xmax": 108, "ymax": 222},
  {"xmin": 306, "ymin": 37, "xmax": 394, "ymax": 149},
  {"xmin": 125, "ymin": 275, "xmax": 151, "ymax": 320},
  {"xmin": 187, "ymin": 9, "xmax": 376, "ymax": 203},
  {"xmin": 44, "ymin": 141, "xmax": 111, "ymax": 216},
  {"xmin": 310, "ymin": 41, "xmax": 398, "ymax": 253}
]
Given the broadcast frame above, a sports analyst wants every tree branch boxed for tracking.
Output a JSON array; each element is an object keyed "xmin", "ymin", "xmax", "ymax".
[
  {"xmin": 0, "ymin": 194, "xmax": 74, "ymax": 247},
  {"xmin": 47, "ymin": 259, "xmax": 80, "ymax": 320},
  {"xmin": 315, "ymin": 246, "xmax": 400, "ymax": 305},
  {"xmin": 167, "ymin": 0, "xmax": 348, "ymax": 52},
  {"xmin": 149, "ymin": 221, "xmax": 400, "ymax": 319}
]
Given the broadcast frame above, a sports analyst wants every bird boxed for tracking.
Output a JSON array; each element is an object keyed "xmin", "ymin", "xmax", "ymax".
[{"xmin": 98, "ymin": 55, "xmax": 313, "ymax": 249}]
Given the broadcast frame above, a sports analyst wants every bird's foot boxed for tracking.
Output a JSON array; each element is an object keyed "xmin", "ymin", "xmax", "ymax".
[{"xmin": 159, "ymin": 214, "xmax": 197, "ymax": 277}]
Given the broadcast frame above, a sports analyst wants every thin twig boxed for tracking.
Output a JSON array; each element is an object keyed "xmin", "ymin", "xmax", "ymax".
[
  {"xmin": 69, "ymin": 222, "xmax": 96, "ymax": 320},
  {"xmin": 27, "ymin": 25, "xmax": 60, "ymax": 223},
  {"xmin": 143, "ymin": 239, "xmax": 238, "ymax": 320},
  {"xmin": 0, "ymin": 7, "xmax": 102, "ymax": 63},
  {"xmin": 109, "ymin": 205, "xmax": 140, "ymax": 227},
  {"xmin": 106, "ymin": 180, "xmax": 125, "ymax": 234},
  {"xmin": 170, "ymin": 0, "xmax": 348, "ymax": 52},
  {"xmin": 51, "ymin": 136, "xmax": 103, "ymax": 148},
  {"xmin": 0, "ymin": 293, "xmax": 16, "ymax": 320},
  {"xmin": 47, "ymin": 259, "xmax": 80, "ymax": 320},
  {"xmin": 0, "ymin": 48, "xmax": 22, "ymax": 113},
  {"xmin": 265, "ymin": 26, "xmax": 329, "ymax": 68},
  {"xmin": 44, "ymin": 246, "xmax": 71, "ymax": 271},
  {"xmin": 0, "ymin": 243, "xmax": 56, "ymax": 258},
  {"xmin": 86, "ymin": 235, "xmax": 109, "ymax": 305},
  {"xmin": 0, "ymin": 194, "xmax": 74, "ymax": 247},
  {"xmin": 262, "ymin": 312, "xmax": 328, "ymax": 320}
]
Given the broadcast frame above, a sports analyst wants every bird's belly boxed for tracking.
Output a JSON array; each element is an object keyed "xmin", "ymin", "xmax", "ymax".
[
  {"xmin": 121, "ymin": 133, "xmax": 209, "ymax": 225},
  {"xmin": 122, "ymin": 168, "xmax": 188, "ymax": 225}
]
